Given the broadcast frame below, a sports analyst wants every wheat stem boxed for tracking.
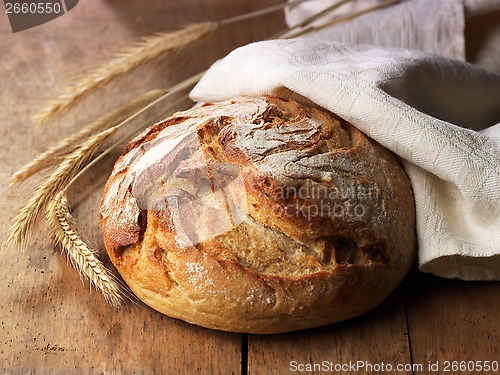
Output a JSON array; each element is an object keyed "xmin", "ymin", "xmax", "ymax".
[
  {"xmin": 14, "ymin": 0, "xmax": 400, "ymax": 306},
  {"xmin": 151, "ymin": 2, "xmax": 347, "ymax": 98},
  {"xmin": 9, "ymin": 73, "xmax": 200, "ymax": 248},
  {"xmin": 46, "ymin": 96, "xmax": 192, "ymax": 306},
  {"xmin": 46, "ymin": 191, "xmax": 124, "ymax": 306},
  {"xmin": 286, "ymin": 0, "xmax": 400, "ymax": 38},
  {"xmin": 32, "ymin": 22, "xmax": 217, "ymax": 125},
  {"xmin": 271, "ymin": 0, "xmax": 356, "ymax": 38},
  {"xmin": 11, "ymin": 89, "xmax": 166, "ymax": 186},
  {"xmin": 68, "ymin": 95, "xmax": 194, "ymax": 188},
  {"xmin": 218, "ymin": 0, "xmax": 316, "ymax": 26},
  {"xmin": 8, "ymin": 126, "xmax": 118, "ymax": 248}
]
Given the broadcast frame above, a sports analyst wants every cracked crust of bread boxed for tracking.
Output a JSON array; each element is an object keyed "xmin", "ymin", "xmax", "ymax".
[{"xmin": 100, "ymin": 96, "xmax": 416, "ymax": 333}]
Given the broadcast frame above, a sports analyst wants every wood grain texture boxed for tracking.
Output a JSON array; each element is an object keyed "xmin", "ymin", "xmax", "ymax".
[
  {"xmin": 0, "ymin": 1, "xmax": 284, "ymax": 374},
  {"xmin": 1, "ymin": 1, "xmax": 499, "ymax": 374},
  {"xmin": 405, "ymin": 271, "xmax": 500, "ymax": 375},
  {"xmin": 247, "ymin": 286, "xmax": 412, "ymax": 375}
]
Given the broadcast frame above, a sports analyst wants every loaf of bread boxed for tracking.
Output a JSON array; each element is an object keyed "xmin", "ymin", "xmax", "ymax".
[{"xmin": 100, "ymin": 96, "xmax": 416, "ymax": 333}]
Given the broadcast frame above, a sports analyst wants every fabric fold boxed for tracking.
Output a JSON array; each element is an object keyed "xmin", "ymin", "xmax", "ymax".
[{"xmin": 190, "ymin": 39, "xmax": 500, "ymax": 280}]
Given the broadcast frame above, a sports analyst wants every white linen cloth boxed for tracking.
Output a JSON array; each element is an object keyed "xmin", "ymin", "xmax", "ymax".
[
  {"xmin": 285, "ymin": 0, "xmax": 466, "ymax": 60},
  {"xmin": 190, "ymin": 39, "xmax": 500, "ymax": 281},
  {"xmin": 284, "ymin": 0, "xmax": 500, "ymax": 73}
]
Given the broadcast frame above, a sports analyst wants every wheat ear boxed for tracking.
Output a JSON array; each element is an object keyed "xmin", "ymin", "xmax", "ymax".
[
  {"xmin": 8, "ymin": 74, "xmax": 200, "ymax": 248},
  {"xmin": 46, "ymin": 191, "xmax": 124, "ymax": 306},
  {"xmin": 30, "ymin": 1, "xmax": 321, "ymax": 126},
  {"xmin": 44, "ymin": 96, "xmax": 192, "ymax": 305},
  {"xmin": 32, "ymin": 22, "xmax": 217, "ymax": 125},
  {"xmin": 9, "ymin": 72, "xmax": 202, "ymax": 248},
  {"xmin": 8, "ymin": 126, "xmax": 118, "ymax": 248},
  {"xmin": 10, "ymin": 89, "xmax": 166, "ymax": 186}
]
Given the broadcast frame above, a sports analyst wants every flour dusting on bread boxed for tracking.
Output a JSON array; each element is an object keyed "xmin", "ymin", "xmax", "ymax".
[{"xmin": 100, "ymin": 96, "xmax": 416, "ymax": 333}]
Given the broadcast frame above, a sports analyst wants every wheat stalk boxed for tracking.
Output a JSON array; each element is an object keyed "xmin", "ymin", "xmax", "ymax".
[
  {"xmin": 218, "ymin": 0, "xmax": 316, "ymax": 26},
  {"xmin": 32, "ymin": 22, "xmax": 218, "ymax": 125},
  {"xmin": 30, "ymin": 1, "xmax": 321, "ymax": 126},
  {"xmin": 10, "ymin": 89, "xmax": 166, "ymax": 186},
  {"xmin": 46, "ymin": 191, "xmax": 125, "ymax": 306},
  {"xmin": 271, "ymin": 0, "xmax": 356, "ymax": 39},
  {"xmin": 13, "ymin": 0, "xmax": 400, "ymax": 305},
  {"xmin": 35, "ymin": 97, "xmax": 190, "ymax": 306},
  {"xmin": 42, "ymin": 97, "xmax": 193, "ymax": 305},
  {"xmin": 70, "ymin": 95, "xmax": 195, "ymax": 185},
  {"xmin": 9, "ymin": 73, "xmax": 200, "ymax": 249},
  {"xmin": 286, "ymin": 0, "xmax": 400, "ymax": 38},
  {"xmin": 8, "ymin": 126, "xmax": 118, "ymax": 248}
]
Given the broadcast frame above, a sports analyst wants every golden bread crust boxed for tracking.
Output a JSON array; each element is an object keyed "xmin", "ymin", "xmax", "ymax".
[{"xmin": 100, "ymin": 96, "xmax": 416, "ymax": 333}]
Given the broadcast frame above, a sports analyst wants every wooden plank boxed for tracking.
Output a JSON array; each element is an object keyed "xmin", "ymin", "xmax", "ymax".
[
  {"xmin": 7, "ymin": 1, "xmax": 498, "ymax": 374},
  {"xmin": 0, "ymin": 0, "xmax": 284, "ymax": 374},
  {"xmin": 247, "ymin": 285, "xmax": 412, "ymax": 375},
  {"xmin": 1, "ymin": 171, "xmax": 243, "ymax": 374},
  {"xmin": 405, "ymin": 271, "xmax": 500, "ymax": 375},
  {"xmin": 2, "ymin": 250, "xmax": 242, "ymax": 374}
]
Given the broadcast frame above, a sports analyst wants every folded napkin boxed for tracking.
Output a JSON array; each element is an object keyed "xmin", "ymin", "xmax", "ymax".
[{"xmin": 190, "ymin": 39, "xmax": 500, "ymax": 280}]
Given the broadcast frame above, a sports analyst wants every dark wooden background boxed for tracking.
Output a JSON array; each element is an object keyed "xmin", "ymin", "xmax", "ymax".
[{"xmin": 1, "ymin": 1, "xmax": 498, "ymax": 374}]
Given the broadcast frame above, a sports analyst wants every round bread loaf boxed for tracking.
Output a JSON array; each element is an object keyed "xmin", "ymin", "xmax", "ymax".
[{"xmin": 100, "ymin": 95, "xmax": 416, "ymax": 333}]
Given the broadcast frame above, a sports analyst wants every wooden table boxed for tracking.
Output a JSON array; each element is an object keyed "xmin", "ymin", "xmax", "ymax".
[{"xmin": 1, "ymin": 1, "xmax": 498, "ymax": 374}]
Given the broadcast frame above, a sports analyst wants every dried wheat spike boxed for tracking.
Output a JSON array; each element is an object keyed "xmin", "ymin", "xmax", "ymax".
[
  {"xmin": 33, "ymin": 22, "xmax": 217, "ymax": 125},
  {"xmin": 7, "ymin": 126, "xmax": 118, "ymax": 248},
  {"xmin": 11, "ymin": 89, "xmax": 166, "ymax": 186},
  {"xmin": 46, "ymin": 191, "xmax": 124, "ymax": 306}
]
